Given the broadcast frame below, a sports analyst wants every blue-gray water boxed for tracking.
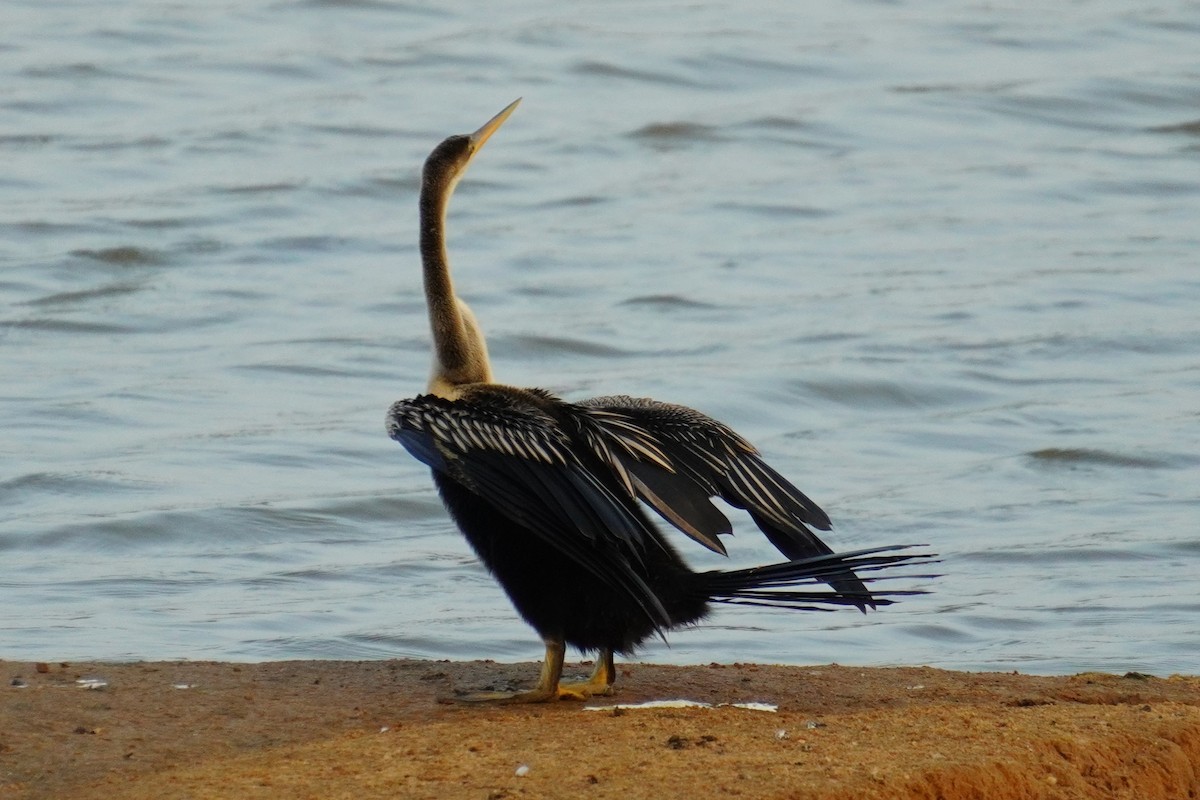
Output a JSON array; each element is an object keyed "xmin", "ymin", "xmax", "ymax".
[{"xmin": 3, "ymin": 2, "xmax": 1197, "ymax": 675}]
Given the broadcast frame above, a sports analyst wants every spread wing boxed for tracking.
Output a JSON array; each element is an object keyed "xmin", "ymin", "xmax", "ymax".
[
  {"xmin": 386, "ymin": 390, "xmax": 671, "ymax": 632},
  {"xmin": 570, "ymin": 395, "xmax": 867, "ymax": 598}
]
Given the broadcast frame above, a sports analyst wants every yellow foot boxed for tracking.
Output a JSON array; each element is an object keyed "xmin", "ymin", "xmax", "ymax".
[
  {"xmin": 558, "ymin": 676, "xmax": 615, "ymax": 699},
  {"xmin": 561, "ymin": 648, "xmax": 616, "ymax": 698},
  {"xmin": 440, "ymin": 644, "xmax": 617, "ymax": 704}
]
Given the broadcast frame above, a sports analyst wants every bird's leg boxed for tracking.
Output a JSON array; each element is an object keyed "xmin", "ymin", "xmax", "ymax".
[
  {"xmin": 450, "ymin": 640, "xmax": 617, "ymax": 703},
  {"xmin": 450, "ymin": 637, "xmax": 569, "ymax": 703},
  {"xmin": 559, "ymin": 648, "xmax": 616, "ymax": 698}
]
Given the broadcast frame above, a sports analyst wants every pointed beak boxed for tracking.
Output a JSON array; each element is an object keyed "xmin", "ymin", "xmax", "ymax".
[{"xmin": 469, "ymin": 98, "xmax": 521, "ymax": 152}]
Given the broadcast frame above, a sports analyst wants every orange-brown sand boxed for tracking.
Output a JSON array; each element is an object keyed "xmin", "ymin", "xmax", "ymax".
[{"xmin": 2, "ymin": 659, "xmax": 1198, "ymax": 799}]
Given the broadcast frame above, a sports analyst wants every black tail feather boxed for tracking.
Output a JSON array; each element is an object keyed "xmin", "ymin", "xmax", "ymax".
[{"xmin": 699, "ymin": 545, "xmax": 939, "ymax": 612}]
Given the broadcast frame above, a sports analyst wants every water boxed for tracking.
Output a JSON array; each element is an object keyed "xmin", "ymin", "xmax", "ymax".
[{"xmin": 2, "ymin": 1, "xmax": 1197, "ymax": 675}]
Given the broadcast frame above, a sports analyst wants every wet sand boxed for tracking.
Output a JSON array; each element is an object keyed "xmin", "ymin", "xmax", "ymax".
[{"xmin": 2, "ymin": 659, "xmax": 1198, "ymax": 799}]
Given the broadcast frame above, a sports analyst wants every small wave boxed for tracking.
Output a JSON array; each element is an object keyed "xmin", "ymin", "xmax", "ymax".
[
  {"xmin": 233, "ymin": 362, "xmax": 376, "ymax": 378},
  {"xmin": 501, "ymin": 334, "xmax": 629, "ymax": 358},
  {"xmin": 572, "ymin": 60, "xmax": 704, "ymax": 89},
  {"xmin": 0, "ymin": 133, "xmax": 56, "ymax": 147},
  {"xmin": 0, "ymin": 471, "xmax": 150, "ymax": 505},
  {"xmin": 890, "ymin": 80, "xmax": 1022, "ymax": 95},
  {"xmin": 70, "ymin": 246, "xmax": 168, "ymax": 266},
  {"xmin": 23, "ymin": 283, "xmax": 143, "ymax": 307},
  {"xmin": 962, "ymin": 546, "xmax": 1150, "ymax": 565},
  {"xmin": 69, "ymin": 135, "xmax": 171, "ymax": 152},
  {"xmin": 1146, "ymin": 119, "xmax": 1200, "ymax": 135},
  {"xmin": 537, "ymin": 194, "xmax": 609, "ymax": 209},
  {"xmin": 619, "ymin": 294, "xmax": 719, "ymax": 310},
  {"xmin": 122, "ymin": 216, "xmax": 213, "ymax": 230},
  {"xmin": 1025, "ymin": 448, "xmax": 1180, "ymax": 470},
  {"xmin": 713, "ymin": 201, "xmax": 831, "ymax": 219},
  {"xmin": 303, "ymin": 123, "xmax": 402, "ymax": 139},
  {"xmin": 258, "ymin": 234, "xmax": 366, "ymax": 253},
  {"xmin": 628, "ymin": 121, "xmax": 723, "ymax": 145},
  {"xmin": 216, "ymin": 180, "xmax": 308, "ymax": 195},
  {"xmin": 741, "ymin": 115, "xmax": 807, "ymax": 131},
  {"xmin": 796, "ymin": 377, "xmax": 991, "ymax": 410},
  {"xmin": 4, "ymin": 318, "xmax": 136, "ymax": 334}
]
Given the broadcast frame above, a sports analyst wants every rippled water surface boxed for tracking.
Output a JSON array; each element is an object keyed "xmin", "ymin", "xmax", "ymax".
[{"xmin": 3, "ymin": 2, "xmax": 1198, "ymax": 675}]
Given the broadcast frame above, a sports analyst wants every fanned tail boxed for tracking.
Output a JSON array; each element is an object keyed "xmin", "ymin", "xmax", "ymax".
[{"xmin": 699, "ymin": 545, "xmax": 939, "ymax": 612}]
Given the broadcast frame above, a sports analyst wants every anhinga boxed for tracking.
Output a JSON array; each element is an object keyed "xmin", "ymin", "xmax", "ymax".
[{"xmin": 387, "ymin": 99, "xmax": 932, "ymax": 703}]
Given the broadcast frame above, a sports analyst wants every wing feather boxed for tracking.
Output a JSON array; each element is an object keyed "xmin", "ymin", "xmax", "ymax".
[
  {"xmin": 387, "ymin": 392, "xmax": 670, "ymax": 629},
  {"xmin": 571, "ymin": 395, "xmax": 857, "ymax": 594}
]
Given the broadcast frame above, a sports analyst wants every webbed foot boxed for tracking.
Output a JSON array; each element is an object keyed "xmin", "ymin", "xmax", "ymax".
[{"xmin": 442, "ymin": 643, "xmax": 617, "ymax": 704}]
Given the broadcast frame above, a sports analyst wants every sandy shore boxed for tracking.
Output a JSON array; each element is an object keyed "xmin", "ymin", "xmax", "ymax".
[{"xmin": 2, "ymin": 658, "xmax": 1198, "ymax": 799}]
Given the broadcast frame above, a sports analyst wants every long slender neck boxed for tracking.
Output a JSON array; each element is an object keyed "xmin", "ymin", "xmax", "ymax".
[{"xmin": 419, "ymin": 171, "xmax": 493, "ymax": 397}]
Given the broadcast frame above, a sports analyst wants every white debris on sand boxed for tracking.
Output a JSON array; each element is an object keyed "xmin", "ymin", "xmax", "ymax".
[{"xmin": 583, "ymin": 699, "xmax": 777, "ymax": 712}]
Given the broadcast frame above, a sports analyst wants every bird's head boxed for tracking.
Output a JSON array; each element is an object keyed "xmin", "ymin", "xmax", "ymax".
[{"xmin": 422, "ymin": 98, "xmax": 521, "ymax": 196}]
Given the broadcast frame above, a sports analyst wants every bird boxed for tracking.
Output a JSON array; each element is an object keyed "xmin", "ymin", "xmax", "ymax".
[{"xmin": 386, "ymin": 99, "xmax": 933, "ymax": 703}]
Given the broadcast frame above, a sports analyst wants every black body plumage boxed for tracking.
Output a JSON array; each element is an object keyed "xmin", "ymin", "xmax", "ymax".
[{"xmin": 387, "ymin": 386, "xmax": 923, "ymax": 656}]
